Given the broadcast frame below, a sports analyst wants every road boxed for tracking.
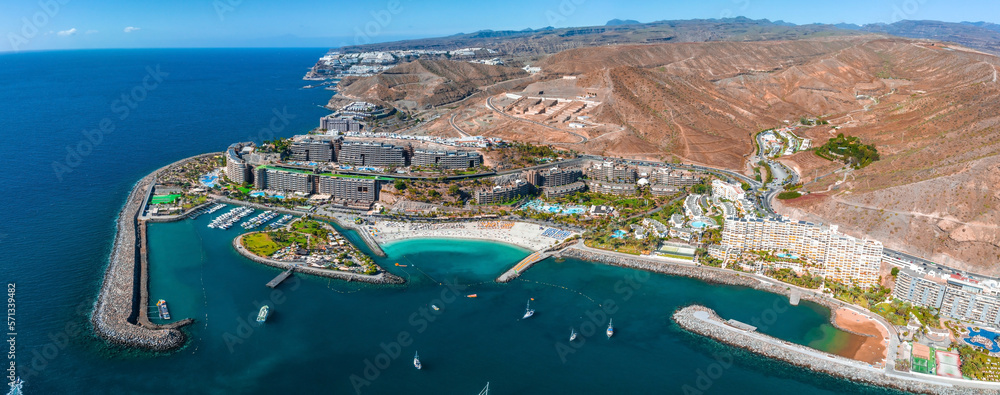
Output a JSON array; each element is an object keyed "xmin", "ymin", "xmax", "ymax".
[
  {"xmin": 485, "ymin": 96, "xmax": 588, "ymax": 144},
  {"xmin": 448, "ymin": 113, "xmax": 471, "ymax": 138}
]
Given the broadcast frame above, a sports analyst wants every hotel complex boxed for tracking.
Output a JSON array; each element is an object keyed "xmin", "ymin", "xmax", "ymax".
[
  {"xmin": 894, "ymin": 269, "xmax": 1000, "ymax": 327},
  {"xmin": 717, "ymin": 217, "xmax": 883, "ymax": 287},
  {"xmin": 225, "ymin": 142, "xmax": 255, "ymax": 185}
]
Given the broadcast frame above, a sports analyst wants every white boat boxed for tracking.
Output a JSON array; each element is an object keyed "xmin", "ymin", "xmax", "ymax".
[
  {"xmin": 413, "ymin": 351, "xmax": 421, "ymax": 370},
  {"xmin": 257, "ymin": 305, "xmax": 269, "ymax": 323},
  {"xmin": 569, "ymin": 328, "xmax": 577, "ymax": 342},
  {"xmin": 431, "ymin": 304, "xmax": 440, "ymax": 311},
  {"xmin": 607, "ymin": 318, "xmax": 614, "ymax": 338},
  {"xmin": 522, "ymin": 300, "xmax": 534, "ymax": 319}
]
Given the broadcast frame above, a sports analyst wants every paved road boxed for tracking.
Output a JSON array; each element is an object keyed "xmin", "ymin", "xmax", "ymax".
[{"xmin": 448, "ymin": 113, "xmax": 471, "ymax": 138}]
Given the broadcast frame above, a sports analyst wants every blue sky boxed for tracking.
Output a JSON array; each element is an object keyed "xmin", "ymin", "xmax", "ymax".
[{"xmin": 2, "ymin": 0, "xmax": 998, "ymax": 52}]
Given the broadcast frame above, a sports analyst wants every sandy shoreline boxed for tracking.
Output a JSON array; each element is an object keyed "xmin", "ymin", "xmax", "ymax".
[
  {"xmin": 832, "ymin": 307, "xmax": 889, "ymax": 365},
  {"xmin": 368, "ymin": 220, "xmax": 573, "ymax": 252}
]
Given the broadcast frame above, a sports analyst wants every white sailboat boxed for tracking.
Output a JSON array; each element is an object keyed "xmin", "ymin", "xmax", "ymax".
[
  {"xmin": 607, "ymin": 318, "xmax": 614, "ymax": 338},
  {"xmin": 569, "ymin": 328, "xmax": 578, "ymax": 341},
  {"xmin": 522, "ymin": 300, "xmax": 534, "ymax": 319},
  {"xmin": 413, "ymin": 351, "xmax": 421, "ymax": 370},
  {"xmin": 477, "ymin": 382, "xmax": 489, "ymax": 395}
]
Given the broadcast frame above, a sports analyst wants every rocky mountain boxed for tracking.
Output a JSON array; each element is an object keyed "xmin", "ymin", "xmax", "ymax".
[{"xmin": 334, "ymin": 59, "xmax": 527, "ymax": 110}]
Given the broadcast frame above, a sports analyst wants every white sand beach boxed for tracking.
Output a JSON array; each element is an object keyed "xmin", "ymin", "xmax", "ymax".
[{"xmin": 367, "ymin": 220, "xmax": 575, "ymax": 252}]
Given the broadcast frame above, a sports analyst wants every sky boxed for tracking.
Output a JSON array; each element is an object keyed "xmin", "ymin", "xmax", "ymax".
[{"xmin": 2, "ymin": 0, "xmax": 999, "ymax": 52}]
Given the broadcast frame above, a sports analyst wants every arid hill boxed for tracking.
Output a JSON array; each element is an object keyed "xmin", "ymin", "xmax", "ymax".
[{"xmin": 334, "ymin": 59, "xmax": 527, "ymax": 111}]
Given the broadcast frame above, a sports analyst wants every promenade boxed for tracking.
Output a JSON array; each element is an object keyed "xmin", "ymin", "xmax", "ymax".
[{"xmin": 370, "ymin": 220, "xmax": 572, "ymax": 252}]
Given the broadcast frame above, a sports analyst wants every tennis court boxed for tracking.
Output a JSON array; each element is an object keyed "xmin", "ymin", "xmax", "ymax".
[{"xmin": 150, "ymin": 194, "xmax": 181, "ymax": 204}]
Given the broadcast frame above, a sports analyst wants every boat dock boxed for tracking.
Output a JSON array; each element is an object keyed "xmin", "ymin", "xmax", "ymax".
[
  {"xmin": 267, "ymin": 267, "xmax": 295, "ymax": 288},
  {"xmin": 496, "ymin": 251, "xmax": 551, "ymax": 283},
  {"xmin": 789, "ymin": 290, "xmax": 801, "ymax": 306}
]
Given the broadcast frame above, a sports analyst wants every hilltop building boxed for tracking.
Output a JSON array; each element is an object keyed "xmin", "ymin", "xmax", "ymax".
[{"xmin": 291, "ymin": 136, "xmax": 338, "ymax": 162}]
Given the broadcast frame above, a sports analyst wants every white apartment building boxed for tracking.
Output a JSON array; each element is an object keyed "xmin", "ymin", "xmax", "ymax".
[
  {"xmin": 711, "ymin": 179, "xmax": 745, "ymax": 202},
  {"xmin": 721, "ymin": 217, "xmax": 883, "ymax": 288}
]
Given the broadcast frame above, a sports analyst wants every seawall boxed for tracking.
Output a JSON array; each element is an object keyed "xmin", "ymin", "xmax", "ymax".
[
  {"xmin": 91, "ymin": 153, "xmax": 217, "ymax": 351},
  {"xmin": 673, "ymin": 305, "xmax": 995, "ymax": 395}
]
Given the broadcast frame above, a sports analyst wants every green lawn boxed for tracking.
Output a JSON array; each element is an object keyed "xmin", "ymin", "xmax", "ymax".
[{"xmin": 242, "ymin": 233, "xmax": 287, "ymax": 257}]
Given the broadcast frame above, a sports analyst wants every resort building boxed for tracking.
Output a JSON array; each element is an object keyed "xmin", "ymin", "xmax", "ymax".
[
  {"xmin": 259, "ymin": 166, "xmax": 314, "ymax": 194},
  {"xmin": 543, "ymin": 181, "xmax": 586, "ymax": 198},
  {"xmin": 588, "ymin": 162, "xmax": 637, "ymax": 184},
  {"xmin": 894, "ymin": 269, "xmax": 1000, "ymax": 326},
  {"xmin": 225, "ymin": 142, "xmax": 255, "ymax": 185},
  {"xmin": 317, "ymin": 175, "xmax": 379, "ymax": 202},
  {"xmin": 651, "ymin": 168, "xmax": 701, "ymax": 188},
  {"xmin": 721, "ymin": 217, "xmax": 883, "ymax": 288},
  {"xmin": 475, "ymin": 180, "xmax": 532, "ymax": 205},
  {"xmin": 586, "ymin": 180, "xmax": 636, "ymax": 195},
  {"xmin": 712, "ymin": 179, "xmax": 745, "ymax": 201},
  {"xmin": 320, "ymin": 115, "xmax": 364, "ymax": 133},
  {"xmin": 291, "ymin": 136, "xmax": 337, "ymax": 162},
  {"xmin": 338, "ymin": 141, "xmax": 407, "ymax": 167},
  {"xmin": 539, "ymin": 167, "xmax": 583, "ymax": 187},
  {"xmin": 411, "ymin": 149, "xmax": 483, "ymax": 169}
]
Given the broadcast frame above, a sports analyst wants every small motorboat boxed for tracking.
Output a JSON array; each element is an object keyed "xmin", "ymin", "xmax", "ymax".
[
  {"xmin": 431, "ymin": 304, "xmax": 440, "ymax": 311},
  {"xmin": 467, "ymin": 294, "xmax": 478, "ymax": 298},
  {"xmin": 607, "ymin": 318, "xmax": 614, "ymax": 338}
]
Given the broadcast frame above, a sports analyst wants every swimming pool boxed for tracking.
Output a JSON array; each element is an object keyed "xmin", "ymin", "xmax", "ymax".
[
  {"xmin": 690, "ymin": 221, "xmax": 708, "ymax": 228},
  {"xmin": 612, "ymin": 229, "xmax": 628, "ymax": 239},
  {"xmin": 776, "ymin": 252, "xmax": 800, "ymax": 260}
]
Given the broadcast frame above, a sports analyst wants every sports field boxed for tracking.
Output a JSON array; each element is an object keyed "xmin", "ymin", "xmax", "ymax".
[{"xmin": 150, "ymin": 194, "xmax": 181, "ymax": 204}]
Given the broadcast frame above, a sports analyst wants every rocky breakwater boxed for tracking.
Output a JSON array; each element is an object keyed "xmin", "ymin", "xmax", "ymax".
[
  {"xmin": 91, "ymin": 154, "xmax": 215, "ymax": 351},
  {"xmin": 673, "ymin": 305, "xmax": 995, "ymax": 395}
]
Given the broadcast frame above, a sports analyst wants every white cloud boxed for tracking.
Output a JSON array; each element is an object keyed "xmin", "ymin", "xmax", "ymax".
[
  {"xmin": 86, "ymin": 30, "xmax": 99, "ymax": 35},
  {"xmin": 123, "ymin": 26, "xmax": 140, "ymax": 33},
  {"xmin": 57, "ymin": 28, "xmax": 77, "ymax": 37}
]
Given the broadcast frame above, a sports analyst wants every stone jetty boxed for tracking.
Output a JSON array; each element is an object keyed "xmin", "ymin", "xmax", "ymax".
[
  {"xmin": 674, "ymin": 305, "xmax": 997, "ymax": 395},
  {"xmin": 91, "ymin": 154, "xmax": 215, "ymax": 351}
]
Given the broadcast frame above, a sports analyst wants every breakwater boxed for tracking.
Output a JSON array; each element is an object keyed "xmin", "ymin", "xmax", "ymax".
[
  {"xmin": 560, "ymin": 247, "xmax": 894, "ymax": 336},
  {"xmin": 674, "ymin": 305, "xmax": 995, "ymax": 395},
  {"xmin": 232, "ymin": 234, "xmax": 404, "ymax": 285},
  {"xmin": 91, "ymin": 154, "xmax": 217, "ymax": 351}
]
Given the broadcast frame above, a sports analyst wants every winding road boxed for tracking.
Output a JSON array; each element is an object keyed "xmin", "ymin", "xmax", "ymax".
[{"xmin": 485, "ymin": 96, "xmax": 589, "ymax": 144}]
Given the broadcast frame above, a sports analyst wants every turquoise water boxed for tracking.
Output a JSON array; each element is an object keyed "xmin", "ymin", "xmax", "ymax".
[
  {"xmin": 691, "ymin": 221, "xmax": 708, "ymax": 228},
  {"xmin": 777, "ymin": 253, "xmax": 801, "ymax": 259},
  {"xmin": 108, "ymin": 212, "xmax": 901, "ymax": 394}
]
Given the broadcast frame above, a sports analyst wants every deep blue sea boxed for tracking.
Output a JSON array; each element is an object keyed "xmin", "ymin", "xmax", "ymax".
[{"xmin": 0, "ymin": 49, "xmax": 904, "ymax": 394}]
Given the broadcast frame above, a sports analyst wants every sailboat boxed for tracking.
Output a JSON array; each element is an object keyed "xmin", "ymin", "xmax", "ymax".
[
  {"xmin": 569, "ymin": 328, "xmax": 578, "ymax": 342},
  {"xmin": 607, "ymin": 318, "xmax": 614, "ymax": 338},
  {"xmin": 522, "ymin": 300, "xmax": 535, "ymax": 319},
  {"xmin": 413, "ymin": 351, "xmax": 422, "ymax": 370},
  {"xmin": 478, "ymin": 382, "xmax": 490, "ymax": 395}
]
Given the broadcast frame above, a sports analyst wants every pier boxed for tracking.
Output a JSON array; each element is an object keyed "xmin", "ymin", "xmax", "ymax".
[
  {"xmin": 789, "ymin": 290, "xmax": 801, "ymax": 306},
  {"xmin": 267, "ymin": 267, "xmax": 295, "ymax": 288},
  {"xmin": 497, "ymin": 251, "xmax": 551, "ymax": 283}
]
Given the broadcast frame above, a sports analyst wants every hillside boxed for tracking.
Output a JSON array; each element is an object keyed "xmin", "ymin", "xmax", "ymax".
[{"xmin": 333, "ymin": 59, "xmax": 527, "ymax": 110}]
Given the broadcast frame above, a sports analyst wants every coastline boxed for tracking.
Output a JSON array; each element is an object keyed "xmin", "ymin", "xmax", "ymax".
[
  {"xmin": 673, "ymin": 305, "xmax": 995, "ymax": 395},
  {"xmin": 370, "ymin": 220, "xmax": 567, "ymax": 253},
  {"xmin": 91, "ymin": 153, "xmax": 218, "ymax": 351},
  {"xmin": 232, "ymin": 233, "xmax": 404, "ymax": 285}
]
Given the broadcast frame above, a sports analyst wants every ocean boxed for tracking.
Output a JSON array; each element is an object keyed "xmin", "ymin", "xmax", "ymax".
[{"xmin": 0, "ymin": 48, "xmax": 903, "ymax": 394}]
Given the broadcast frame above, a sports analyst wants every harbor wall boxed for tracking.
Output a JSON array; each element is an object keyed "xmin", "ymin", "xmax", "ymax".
[
  {"xmin": 673, "ymin": 305, "xmax": 994, "ymax": 395},
  {"xmin": 232, "ymin": 234, "xmax": 403, "ymax": 285},
  {"xmin": 91, "ymin": 153, "xmax": 217, "ymax": 351},
  {"xmin": 559, "ymin": 247, "xmax": 895, "ymax": 337}
]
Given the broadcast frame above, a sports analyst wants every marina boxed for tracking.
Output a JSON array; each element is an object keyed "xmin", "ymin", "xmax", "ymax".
[{"xmin": 208, "ymin": 206, "xmax": 254, "ymax": 230}]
